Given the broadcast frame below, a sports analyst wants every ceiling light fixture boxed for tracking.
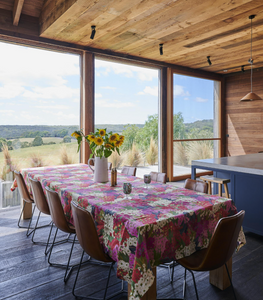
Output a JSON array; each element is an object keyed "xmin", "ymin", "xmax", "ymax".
[
  {"xmin": 241, "ymin": 65, "xmax": 245, "ymax": 72},
  {"xmin": 159, "ymin": 44, "xmax": 163, "ymax": 55},
  {"xmin": 207, "ymin": 56, "xmax": 212, "ymax": 66},
  {"xmin": 90, "ymin": 25, "xmax": 96, "ymax": 39},
  {"xmin": 240, "ymin": 15, "xmax": 262, "ymax": 101}
]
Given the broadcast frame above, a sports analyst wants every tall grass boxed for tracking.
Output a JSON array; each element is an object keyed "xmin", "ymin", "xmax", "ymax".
[
  {"xmin": 30, "ymin": 153, "xmax": 45, "ymax": 167},
  {"xmin": 123, "ymin": 143, "xmax": 142, "ymax": 167},
  {"xmin": 60, "ymin": 144, "xmax": 75, "ymax": 165},
  {"xmin": 145, "ymin": 137, "xmax": 158, "ymax": 165},
  {"xmin": 108, "ymin": 150, "xmax": 123, "ymax": 168},
  {"xmin": 173, "ymin": 142, "xmax": 188, "ymax": 166},
  {"xmin": 1, "ymin": 145, "xmax": 16, "ymax": 180},
  {"xmin": 186, "ymin": 141, "xmax": 213, "ymax": 163}
]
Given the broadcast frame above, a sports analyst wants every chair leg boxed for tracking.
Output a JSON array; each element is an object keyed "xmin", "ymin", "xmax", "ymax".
[
  {"xmin": 31, "ymin": 210, "xmax": 41, "ymax": 243},
  {"xmin": 225, "ymin": 263, "xmax": 237, "ymax": 300},
  {"xmin": 103, "ymin": 262, "xmax": 114, "ymax": 300},
  {"xmin": 64, "ymin": 234, "xmax": 76, "ymax": 283},
  {"xmin": 183, "ymin": 268, "xmax": 187, "ymax": 299},
  {"xmin": 45, "ymin": 222, "xmax": 54, "ymax": 256},
  {"xmin": 188, "ymin": 270, "xmax": 199, "ymax": 300},
  {"xmin": 72, "ymin": 250, "xmax": 85, "ymax": 297},
  {"xmin": 26, "ymin": 204, "xmax": 36, "ymax": 237}
]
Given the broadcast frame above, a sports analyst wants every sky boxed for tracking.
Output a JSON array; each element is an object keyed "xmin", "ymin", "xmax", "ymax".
[{"xmin": 0, "ymin": 41, "xmax": 214, "ymax": 126}]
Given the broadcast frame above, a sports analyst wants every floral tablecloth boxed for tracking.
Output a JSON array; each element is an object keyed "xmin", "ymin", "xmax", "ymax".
[{"xmin": 17, "ymin": 164, "xmax": 246, "ymax": 300}]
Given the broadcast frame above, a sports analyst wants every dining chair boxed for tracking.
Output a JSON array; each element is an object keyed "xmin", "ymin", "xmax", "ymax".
[
  {"xmin": 176, "ymin": 210, "xmax": 245, "ymax": 300},
  {"xmin": 121, "ymin": 166, "xmax": 137, "ymax": 176},
  {"xmin": 184, "ymin": 178, "xmax": 208, "ymax": 194},
  {"xmin": 150, "ymin": 171, "xmax": 166, "ymax": 183},
  {"xmin": 45, "ymin": 187, "xmax": 84, "ymax": 283},
  {"xmin": 71, "ymin": 201, "xmax": 126, "ymax": 300},
  {"xmin": 14, "ymin": 171, "xmax": 35, "ymax": 236}
]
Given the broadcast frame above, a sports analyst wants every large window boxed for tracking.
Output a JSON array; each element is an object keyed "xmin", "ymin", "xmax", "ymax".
[
  {"xmin": 95, "ymin": 58, "xmax": 159, "ymax": 178},
  {"xmin": 172, "ymin": 73, "xmax": 221, "ymax": 179}
]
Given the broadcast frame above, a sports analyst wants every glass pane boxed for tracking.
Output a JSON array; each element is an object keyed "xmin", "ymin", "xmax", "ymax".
[
  {"xmin": 173, "ymin": 140, "xmax": 219, "ymax": 177},
  {"xmin": 95, "ymin": 59, "xmax": 159, "ymax": 178},
  {"xmin": 173, "ymin": 74, "xmax": 220, "ymax": 140}
]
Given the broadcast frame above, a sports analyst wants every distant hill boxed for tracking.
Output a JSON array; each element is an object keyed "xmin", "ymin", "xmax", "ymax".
[
  {"xmin": 0, "ymin": 124, "xmax": 144, "ymax": 139},
  {"xmin": 184, "ymin": 119, "xmax": 213, "ymax": 133}
]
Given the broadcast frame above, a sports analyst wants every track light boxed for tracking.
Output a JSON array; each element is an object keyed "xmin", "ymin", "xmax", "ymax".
[
  {"xmin": 90, "ymin": 25, "xmax": 96, "ymax": 40},
  {"xmin": 159, "ymin": 44, "xmax": 163, "ymax": 55},
  {"xmin": 207, "ymin": 56, "xmax": 212, "ymax": 66},
  {"xmin": 241, "ymin": 65, "xmax": 245, "ymax": 72}
]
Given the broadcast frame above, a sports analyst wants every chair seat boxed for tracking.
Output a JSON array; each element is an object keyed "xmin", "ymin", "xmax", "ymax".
[
  {"xmin": 177, "ymin": 248, "xmax": 209, "ymax": 271},
  {"xmin": 200, "ymin": 175, "xmax": 230, "ymax": 184}
]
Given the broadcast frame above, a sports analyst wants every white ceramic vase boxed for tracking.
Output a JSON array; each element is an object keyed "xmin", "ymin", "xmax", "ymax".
[{"xmin": 88, "ymin": 156, "xmax": 108, "ymax": 183}]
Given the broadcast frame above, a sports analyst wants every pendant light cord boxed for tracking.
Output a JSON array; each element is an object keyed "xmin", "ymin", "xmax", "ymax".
[{"xmin": 250, "ymin": 16, "xmax": 253, "ymax": 93}]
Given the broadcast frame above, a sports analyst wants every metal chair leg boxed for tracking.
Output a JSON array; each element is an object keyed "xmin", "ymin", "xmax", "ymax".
[
  {"xmin": 188, "ymin": 269, "xmax": 199, "ymax": 300},
  {"xmin": 72, "ymin": 250, "xmax": 85, "ymax": 297},
  {"xmin": 225, "ymin": 263, "xmax": 237, "ymax": 300},
  {"xmin": 64, "ymin": 234, "xmax": 76, "ymax": 283},
  {"xmin": 26, "ymin": 204, "xmax": 36, "ymax": 237},
  {"xmin": 103, "ymin": 262, "xmax": 114, "ymax": 300},
  {"xmin": 45, "ymin": 222, "xmax": 54, "ymax": 256},
  {"xmin": 31, "ymin": 210, "xmax": 41, "ymax": 242}
]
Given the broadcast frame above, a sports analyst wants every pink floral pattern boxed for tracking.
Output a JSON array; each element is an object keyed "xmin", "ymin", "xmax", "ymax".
[{"xmin": 19, "ymin": 164, "xmax": 245, "ymax": 300}]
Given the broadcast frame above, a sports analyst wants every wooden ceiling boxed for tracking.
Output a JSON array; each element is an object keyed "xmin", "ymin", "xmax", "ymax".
[{"xmin": 1, "ymin": 0, "xmax": 263, "ymax": 74}]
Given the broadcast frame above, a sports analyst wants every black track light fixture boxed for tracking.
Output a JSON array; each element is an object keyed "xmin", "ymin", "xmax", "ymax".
[
  {"xmin": 241, "ymin": 65, "xmax": 245, "ymax": 72},
  {"xmin": 90, "ymin": 25, "xmax": 96, "ymax": 40},
  {"xmin": 159, "ymin": 44, "xmax": 163, "ymax": 55},
  {"xmin": 207, "ymin": 56, "xmax": 212, "ymax": 66}
]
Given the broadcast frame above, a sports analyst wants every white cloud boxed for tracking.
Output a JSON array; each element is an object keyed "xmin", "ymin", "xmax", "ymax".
[
  {"xmin": 138, "ymin": 86, "xmax": 158, "ymax": 96},
  {"xmin": 95, "ymin": 59, "xmax": 158, "ymax": 81},
  {"xmin": 36, "ymin": 105, "xmax": 70, "ymax": 110},
  {"xmin": 100, "ymin": 86, "xmax": 116, "ymax": 90},
  {"xmin": 96, "ymin": 99, "xmax": 135, "ymax": 108},
  {"xmin": 22, "ymin": 86, "xmax": 79, "ymax": 100},
  {"xmin": 195, "ymin": 97, "xmax": 208, "ymax": 102},
  {"xmin": 174, "ymin": 85, "xmax": 190, "ymax": 97},
  {"xmin": 95, "ymin": 93, "xmax": 102, "ymax": 98},
  {"xmin": 72, "ymin": 98, "xmax": 79, "ymax": 103},
  {"xmin": 0, "ymin": 109, "xmax": 15, "ymax": 116},
  {"xmin": 0, "ymin": 85, "xmax": 25, "ymax": 99}
]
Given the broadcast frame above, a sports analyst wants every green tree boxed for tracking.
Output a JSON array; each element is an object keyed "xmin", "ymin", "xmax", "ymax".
[
  {"xmin": 121, "ymin": 125, "xmax": 140, "ymax": 151},
  {"xmin": 21, "ymin": 141, "xmax": 30, "ymax": 148},
  {"xmin": 63, "ymin": 135, "xmax": 71, "ymax": 143},
  {"xmin": 173, "ymin": 112, "xmax": 186, "ymax": 139},
  {"xmin": 0, "ymin": 137, "xmax": 7, "ymax": 152},
  {"xmin": 32, "ymin": 136, "xmax": 43, "ymax": 147},
  {"xmin": 12, "ymin": 139, "xmax": 21, "ymax": 150}
]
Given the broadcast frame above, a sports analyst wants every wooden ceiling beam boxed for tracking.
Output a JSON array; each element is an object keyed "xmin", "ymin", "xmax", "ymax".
[{"xmin": 13, "ymin": 0, "xmax": 25, "ymax": 26}]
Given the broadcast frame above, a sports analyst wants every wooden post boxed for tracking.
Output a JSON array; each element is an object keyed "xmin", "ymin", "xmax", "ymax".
[
  {"xmin": 166, "ymin": 68, "xmax": 173, "ymax": 182},
  {"xmin": 80, "ymin": 51, "xmax": 95, "ymax": 164},
  {"xmin": 209, "ymin": 257, "xmax": 232, "ymax": 290},
  {"xmin": 128, "ymin": 268, "xmax": 157, "ymax": 300}
]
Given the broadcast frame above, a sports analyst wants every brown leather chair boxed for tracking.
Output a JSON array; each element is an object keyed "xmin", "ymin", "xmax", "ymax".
[
  {"xmin": 71, "ymin": 201, "xmax": 125, "ymax": 299},
  {"xmin": 14, "ymin": 171, "xmax": 35, "ymax": 236},
  {"xmin": 108, "ymin": 162, "xmax": 112, "ymax": 170},
  {"xmin": 45, "ymin": 187, "xmax": 78, "ymax": 283},
  {"xmin": 177, "ymin": 210, "xmax": 245, "ymax": 300},
  {"xmin": 29, "ymin": 178, "xmax": 53, "ymax": 253},
  {"xmin": 150, "ymin": 171, "xmax": 166, "ymax": 183},
  {"xmin": 184, "ymin": 178, "xmax": 208, "ymax": 194},
  {"xmin": 121, "ymin": 166, "xmax": 137, "ymax": 176}
]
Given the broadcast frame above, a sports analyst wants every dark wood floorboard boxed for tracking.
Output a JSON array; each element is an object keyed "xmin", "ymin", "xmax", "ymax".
[{"xmin": 1, "ymin": 206, "xmax": 263, "ymax": 300}]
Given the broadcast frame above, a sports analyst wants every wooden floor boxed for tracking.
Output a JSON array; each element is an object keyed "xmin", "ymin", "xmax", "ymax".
[{"xmin": 1, "ymin": 206, "xmax": 263, "ymax": 300}]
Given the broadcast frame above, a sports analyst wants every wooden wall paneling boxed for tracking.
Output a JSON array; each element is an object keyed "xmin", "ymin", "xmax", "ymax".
[
  {"xmin": 80, "ymin": 51, "xmax": 94, "ymax": 164},
  {"xmin": 220, "ymin": 77, "xmax": 225, "ymax": 157},
  {"xmin": 225, "ymin": 67, "xmax": 263, "ymax": 156},
  {"xmin": 13, "ymin": 0, "xmax": 24, "ymax": 26}
]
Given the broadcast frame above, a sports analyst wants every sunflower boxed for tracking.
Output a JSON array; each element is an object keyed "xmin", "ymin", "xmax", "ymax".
[
  {"xmin": 71, "ymin": 132, "xmax": 80, "ymax": 139},
  {"xmin": 109, "ymin": 134, "xmax": 118, "ymax": 142},
  {"xmin": 114, "ymin": 140, "xmax": 121, "ymax": 147},
  {"xmin": 105, "ymin": 143, "xmax": 114, "ymax": 149},
  {"xmin": 87, "ymin": 134, "xmax": 95, "ymax": 142},
  {"xmin": 119, "ymin": 135, "xmax": 124, "ymax": 141},
  {"xmin": 99, "ymin": 129, "xmax": 106, "ymax": 136},
  {"xmin": 95, "ymin": 137, "xmax": 103, "ymax": 146}
]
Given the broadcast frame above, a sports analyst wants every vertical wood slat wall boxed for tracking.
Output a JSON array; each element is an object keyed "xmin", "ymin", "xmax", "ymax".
[{"xmin": 225, "ymin": 68, "xmax": 263, "ymax": 156}]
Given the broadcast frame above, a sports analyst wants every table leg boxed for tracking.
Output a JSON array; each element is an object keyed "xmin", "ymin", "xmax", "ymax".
[
  {"xmin": 209, "ymin": 257, "xmax": 232, "ymax": 290},
  {"xmin": 128, "ymin": 267, "xmax": 157, "ymax": 300},
  {"xmin": 21, "ymin": 200, "xmax": 32, "ymax": 220}
]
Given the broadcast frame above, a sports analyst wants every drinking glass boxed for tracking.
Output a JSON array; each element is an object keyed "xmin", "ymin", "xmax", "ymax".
[
  {"xmin": 123, "ymin": 183, "xmax": 132, "ymax": 199},
  {"xmin": 144, "ymin": 174, "xmax": 151, "ymax": 189}
]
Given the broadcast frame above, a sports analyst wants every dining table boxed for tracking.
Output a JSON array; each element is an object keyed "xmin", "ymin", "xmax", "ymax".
[{"xmin": 14, "ymin": 163, "xmax": 246, "ymax": 300}]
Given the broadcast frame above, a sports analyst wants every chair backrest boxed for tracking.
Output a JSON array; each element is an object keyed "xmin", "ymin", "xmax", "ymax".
[
  {"xmin": 71, "ymin": 201, "xmax": 113, "ymax": 263},
  {"xmin": 121, "ymin": 166, "xmax": 137, "ymax": 176},
  {"xmin": 108, "ymin": 162, "xmax": 112, "ymax": 170},
  {"xmin": 29, "ymin": 178, "xmax": 50, "ymax": 215},
  {"xmin": 199, "ymin": 210, "xmax": 245, "ymax": 271},
  {"xmin": 150, "ymin": 172, "xmax": 166, "ymax": 184},
  {"xmin": 45, "ymin": 187, "xmax": 75, "ymax": 234},
  {"xmin": 14, "ymin": 171, "xmax": 34, "ymax": 203},
  {"xmin": 184, "ymin": 178, "xmax": 208, "ymax": 194}
]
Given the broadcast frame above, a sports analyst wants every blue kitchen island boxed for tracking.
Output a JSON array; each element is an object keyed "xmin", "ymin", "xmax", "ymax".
[{"xmin": 191, "ymin": 153, "xmax": 263, "ymax": 236}]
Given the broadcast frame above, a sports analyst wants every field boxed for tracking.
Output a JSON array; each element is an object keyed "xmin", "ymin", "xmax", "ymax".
[
  {"xmin": 0, "ymin": 142, "xmax": 79, "ymax": 176},
  {"xmin": 10, "ymin": 137, "xmax": 64, "ymax": 143}
]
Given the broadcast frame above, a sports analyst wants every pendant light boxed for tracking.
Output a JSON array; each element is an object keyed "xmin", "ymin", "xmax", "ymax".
[{"xmin": 240, "ymin": 15, "xmax": 262, "ymax": 101}]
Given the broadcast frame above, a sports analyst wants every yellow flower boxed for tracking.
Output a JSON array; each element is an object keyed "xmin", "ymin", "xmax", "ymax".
[
  {"xmin": 99, "ymin": 129, "xmax": 106, "ymax": 136},
  {"xmin": 114, "ymin": 140, "xmax": 121, "ymax": 147},
  {"xmin": 95, "ymin": 137, "xmax": 103, "ymax": 146},
  {"xmin": 105, "ymin": 143, "xmax": 114, "ymax": 149},
  {"xmin": 88, "ymin": 134, "xmax": 95, "ymax": 142},
  {"xmin": 71, "ymin": 132, "xmax": 80, "ymax": 139},
  {"xmin": 119, "ymin": 135, "xmax": 124, "ymax": 141},
  {"xmin": 109, "ymin": 134, "xmax": 118, "ymax": 142}
]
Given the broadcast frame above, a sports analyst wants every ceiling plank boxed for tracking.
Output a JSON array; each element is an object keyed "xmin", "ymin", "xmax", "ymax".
[{"xmin": 13, "ymin": 0, "xmax": 25, "ymax": 26}]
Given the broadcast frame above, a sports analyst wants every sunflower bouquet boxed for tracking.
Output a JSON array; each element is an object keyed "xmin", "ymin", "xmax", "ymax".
[{"xmin": 71, "ymin": 128, "xmax": 124, "ymax": 159}]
